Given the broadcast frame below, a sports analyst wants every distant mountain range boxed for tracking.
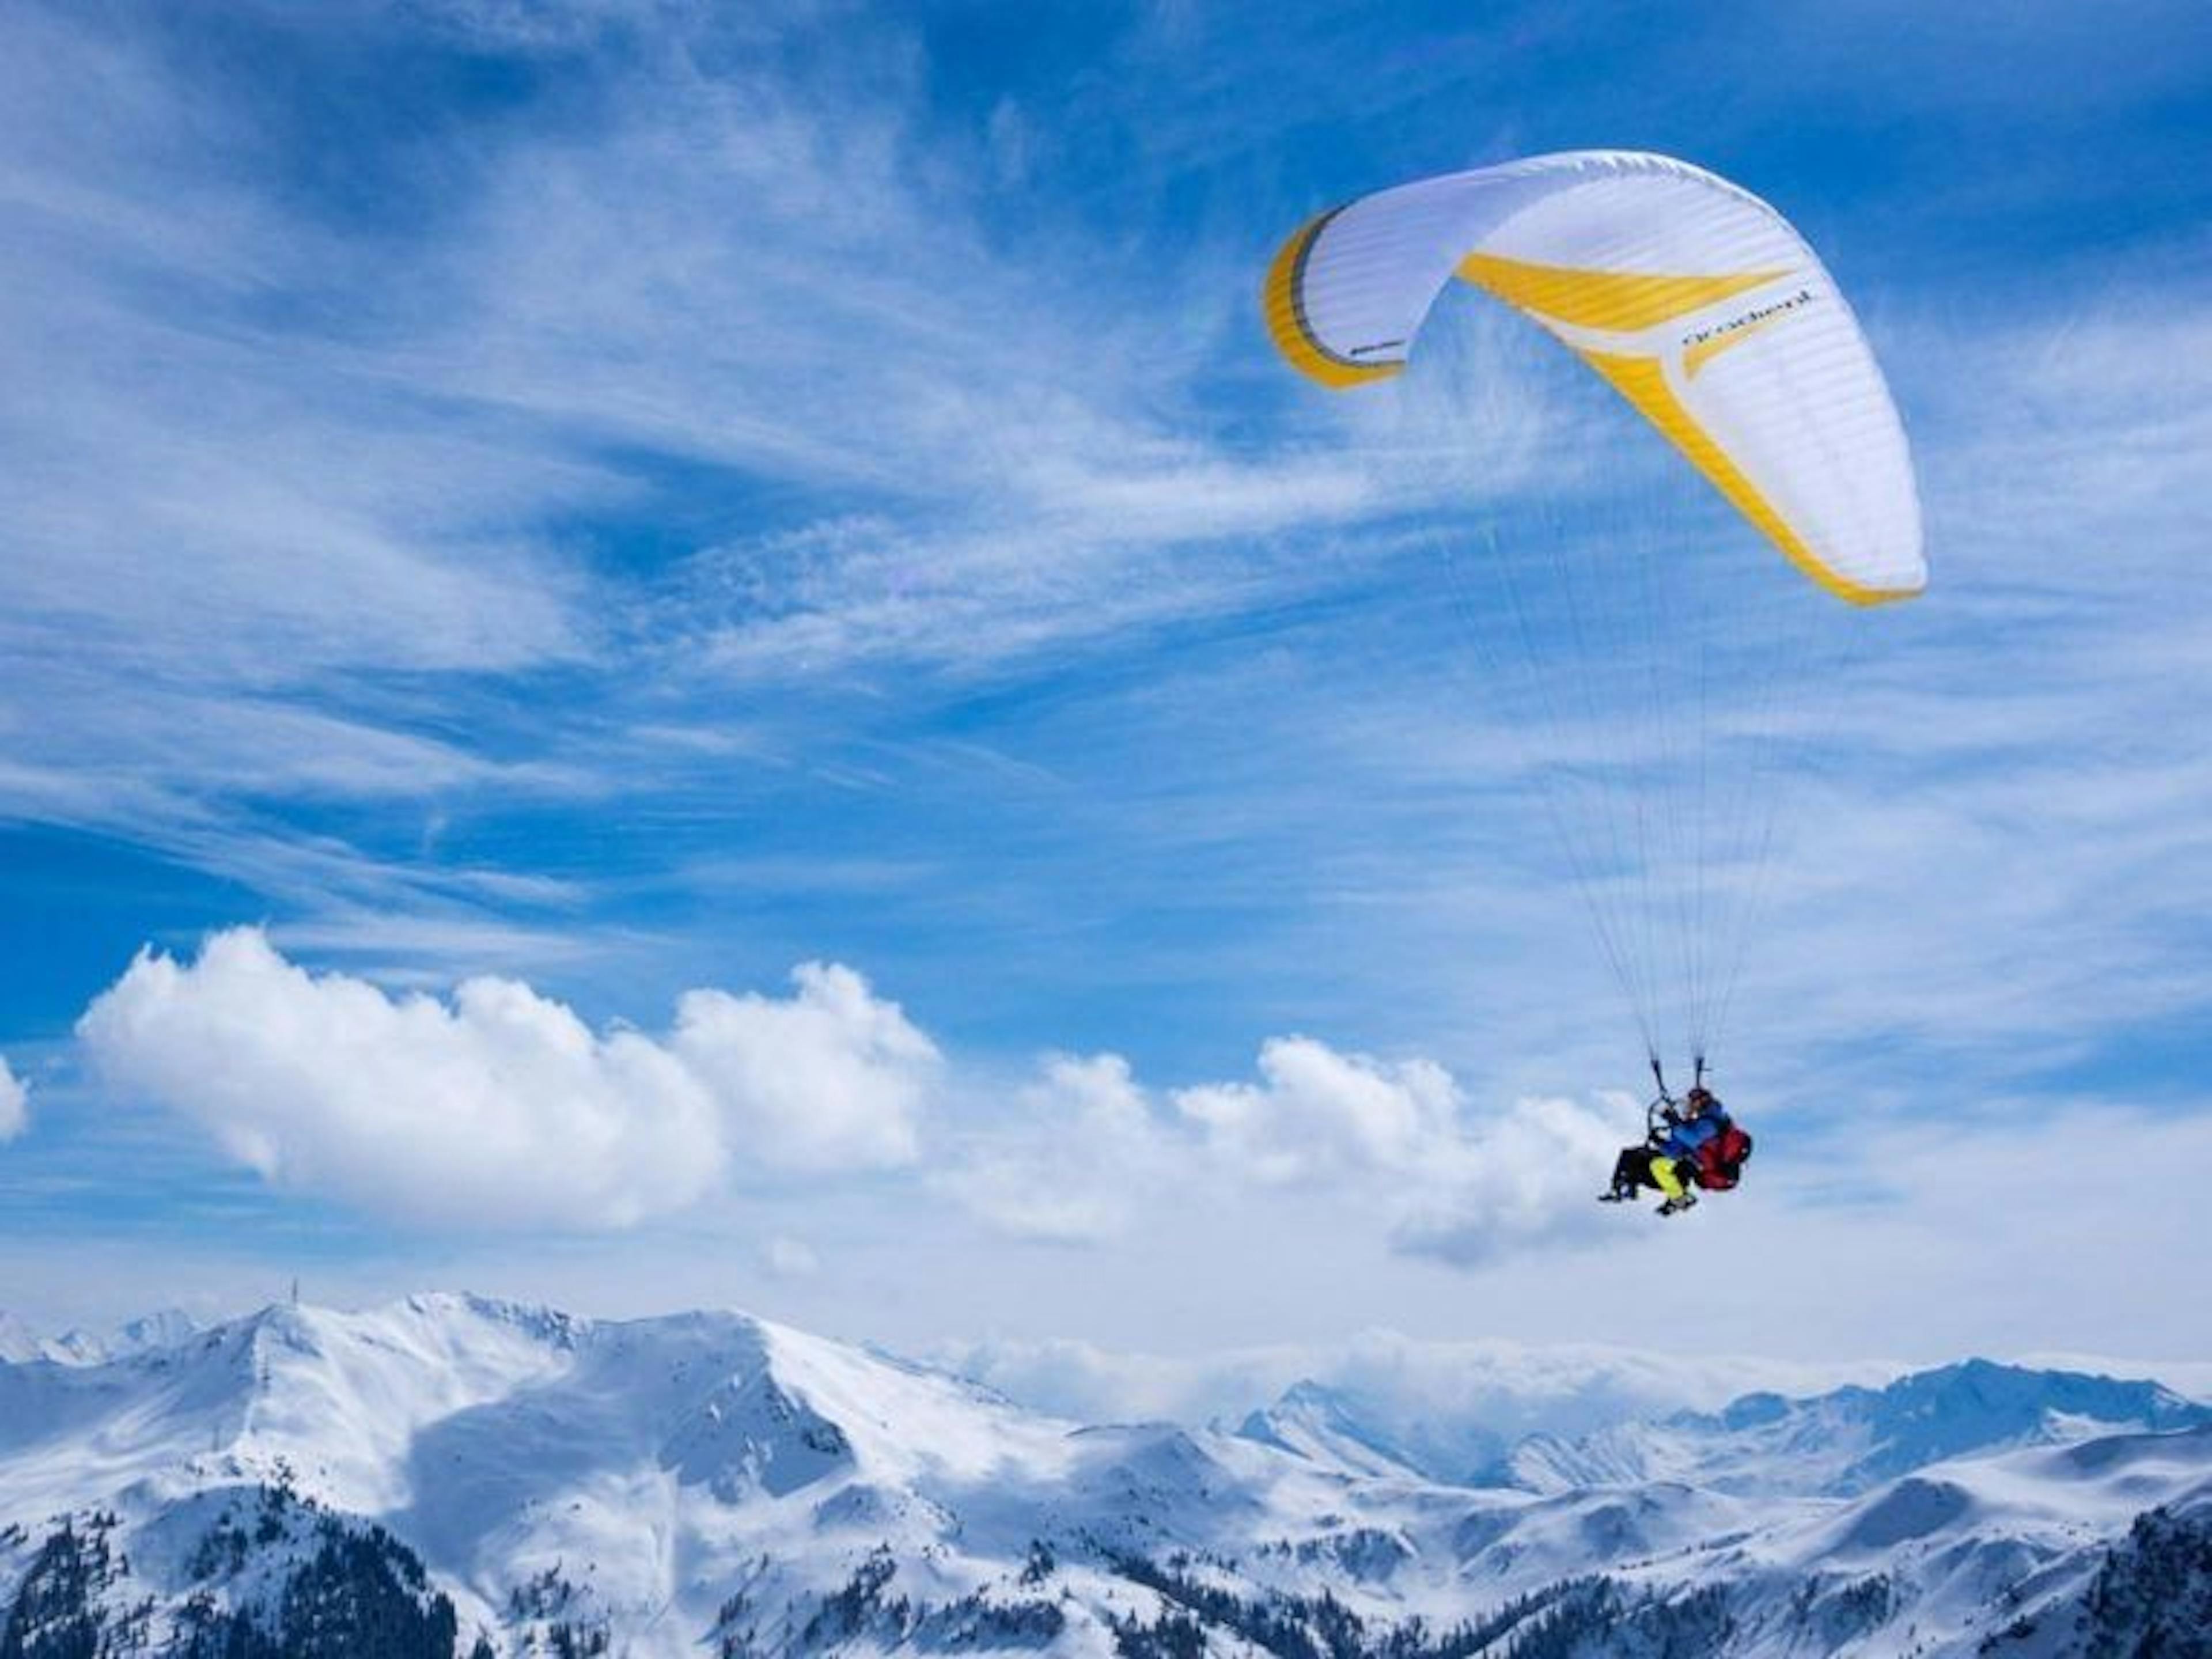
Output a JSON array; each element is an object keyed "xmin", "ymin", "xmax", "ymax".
[
  {"xmin": 0, "ymin": 1306, "xmax": 200, "ymax": 1368},
  {"xmin": 1, "ymin": 1294, "xmax": 2207, "ymax": 1657},
  {"xmin": 1237, "ymin": 1359, "xmax": 2211, "ymax": 1498}
]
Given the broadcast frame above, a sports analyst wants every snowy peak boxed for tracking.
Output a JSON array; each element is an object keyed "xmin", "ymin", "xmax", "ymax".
[
  {"xmin": 750, "ymin": 1317, "xmax": 1084, "ymax": 1490},
  {"xmin": 1234, "ymin": 1378, "xmax": 1511, "ymax": 1486},
  {"xmin": 1236, "ymin": 1380, "xmax": 1430, "ymax": 1480},
  {"xmin": 97, "ymin": 1307, "xmax": 203, "ymax": 1360}
]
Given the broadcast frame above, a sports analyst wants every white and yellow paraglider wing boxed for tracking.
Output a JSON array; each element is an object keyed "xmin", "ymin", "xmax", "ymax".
[{"xmin": 1264, "ymin": 151, "xmax": 1926, "ymax": 605}]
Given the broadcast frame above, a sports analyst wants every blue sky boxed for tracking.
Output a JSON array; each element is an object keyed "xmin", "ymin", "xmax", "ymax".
[{"xmin": 2, "ymin": 0, "xmax": 2209, "ymax": 1373}]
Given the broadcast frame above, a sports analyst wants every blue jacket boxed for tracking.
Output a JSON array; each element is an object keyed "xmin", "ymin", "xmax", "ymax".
[{"xmin": 1660, "ymin": 1105, "xmax": 1727, "ymax": 1165}]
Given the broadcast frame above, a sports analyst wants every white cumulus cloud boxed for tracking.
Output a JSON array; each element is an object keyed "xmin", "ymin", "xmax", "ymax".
[
  {"xmin": 939, "ymin": 1053, "xmax": 1173, "ymax": 1243},
  {"xmin": 76, "ymin": 928, "xmax": 935, "ymax": 1230},
  {"xmin": 671, "ymin": 963, "xmax": 935, "ymax": 1173},
  {"xmin": 1389, "ymin": 1091, "xmax": 1649, "ymax": 1267},
  {"xmin": 1173, "ymin": 1036, "xmax": 1466, "ymax": 1184},
  {"xmin": 74, "ymin": 929, "xmax": 1635, "ymax": 1264},
  {"xmin": 1165, "ymin": 1039, "xmax": 1641, "ymax": 1264},
  {"xmin": 933, "ymin": 1036, "xmax": 1637, "ymax": 1270}
]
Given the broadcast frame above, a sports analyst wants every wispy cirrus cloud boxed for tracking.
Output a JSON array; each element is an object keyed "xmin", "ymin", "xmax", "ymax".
[
  {"xmin": 0, "ymin": 0, "xmax": 1394, "ymax": 966},
  {"xmin": 0, "ymin": 1059, "xmax": 26, "ymax": 1143}
]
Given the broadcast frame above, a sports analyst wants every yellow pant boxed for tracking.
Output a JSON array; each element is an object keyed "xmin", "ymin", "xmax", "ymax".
[{"xmin": 1653, "ymin": 1156, "xmax": 1689, "ymax": 1200}]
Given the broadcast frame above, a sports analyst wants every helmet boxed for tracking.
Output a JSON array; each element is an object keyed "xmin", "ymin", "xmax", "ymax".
[{"xmin": 1684, "ymin": 1086, "xmax": 1714, "ymax": 1112}]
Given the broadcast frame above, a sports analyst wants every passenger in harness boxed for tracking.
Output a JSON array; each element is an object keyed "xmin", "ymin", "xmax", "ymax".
[{"xmin": 1599, "ymin": 1085, "xmax": 1752, "ymax": 1217}]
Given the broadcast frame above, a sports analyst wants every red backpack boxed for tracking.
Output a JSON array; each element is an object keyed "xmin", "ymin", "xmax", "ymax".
[{"xmin": 1694, "ymin": 1122, "xmax": 1753, "ymax": 1190}]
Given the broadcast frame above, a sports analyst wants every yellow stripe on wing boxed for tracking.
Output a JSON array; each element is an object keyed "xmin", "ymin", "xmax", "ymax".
[
  {"xmin": 1458, "ymin": 252, "xmax": 1790, "ymax": 335},
  {"xmin": 1576, "ymin": 349, "xmax": 1916, "ymax": 608}
]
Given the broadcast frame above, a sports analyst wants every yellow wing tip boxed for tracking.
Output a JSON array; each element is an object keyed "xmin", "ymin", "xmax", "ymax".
[
  {"xmin": 1842, "ymin": 577, "xmax": 1927, "ymax": 608},
  {"xmin": 1264, "ymin": 214, "xmax": 1403, "ymax": 389}
]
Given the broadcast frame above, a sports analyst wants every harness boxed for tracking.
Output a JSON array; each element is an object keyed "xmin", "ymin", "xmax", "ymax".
[{"xmin": 1645, "ymin": 1056, "xmax": 1752, "ymax": 1190}]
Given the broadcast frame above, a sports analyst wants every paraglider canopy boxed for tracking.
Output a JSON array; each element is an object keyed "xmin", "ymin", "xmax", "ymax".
[{"xmin": 1265, "ymin": 150, "xmax": 1925, "ymax": 605}]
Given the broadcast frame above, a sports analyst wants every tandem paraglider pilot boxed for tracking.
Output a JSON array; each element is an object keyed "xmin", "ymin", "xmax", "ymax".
[{"xmin": 1600, "ymin": 1085, "xmax": 1752, "ymax": 1218}]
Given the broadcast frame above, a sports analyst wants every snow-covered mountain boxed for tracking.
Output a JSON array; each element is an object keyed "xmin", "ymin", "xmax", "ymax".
[
  {"xmin": 1, "ymin": 1294, "xmax": 2207, "ymax": 1658},
  {"xmin": 1234, "ymin": 1380, "xmax": 1448, "ymax": 1481},
  {"xmin": 1231, "ymin": 1360, "xmax": 2212, "ymax": 1498},
  {"xmin": 1494, "ymin": 1358, "xmax": 2212, "ymax": 1498}
]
